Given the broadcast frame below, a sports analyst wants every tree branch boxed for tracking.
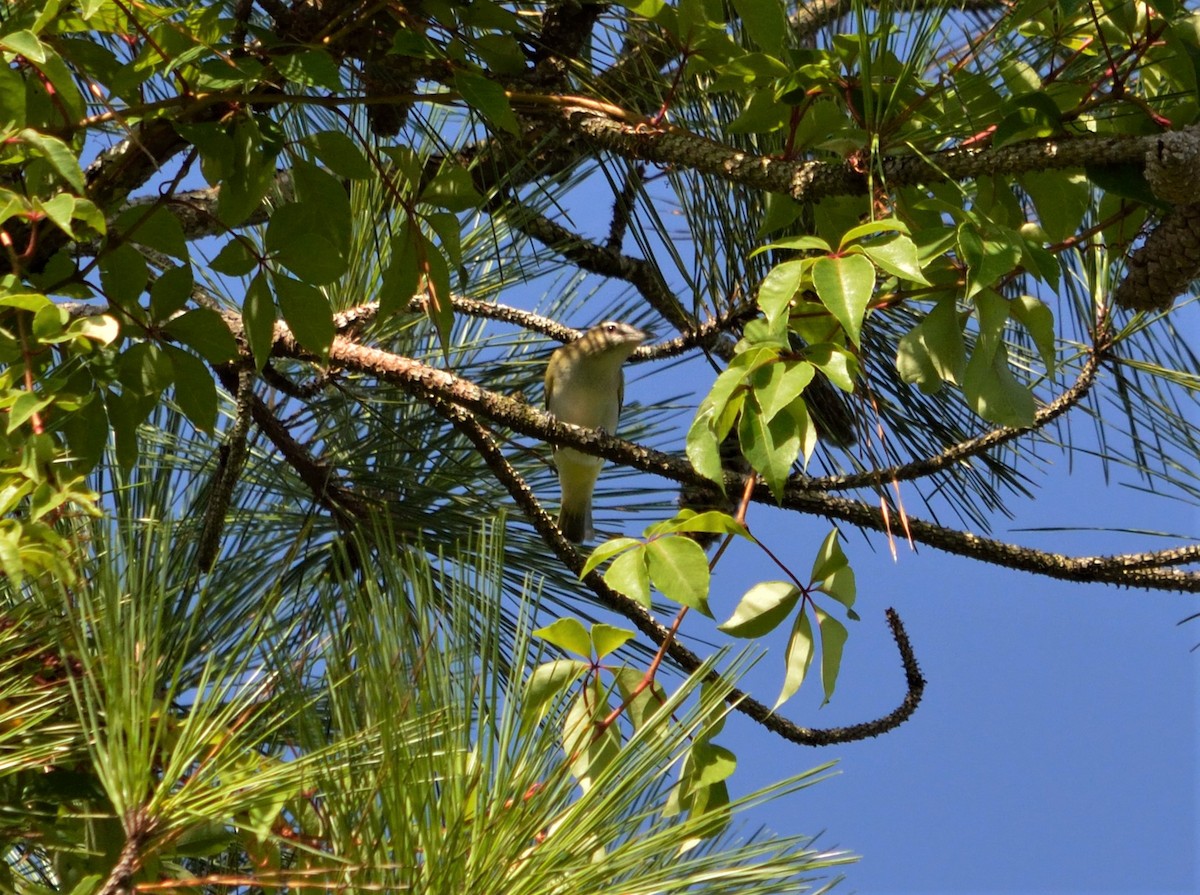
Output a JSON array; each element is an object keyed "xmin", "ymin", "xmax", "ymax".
[
  {"xmin": 807, "ymin": 341, "xmax": 1108, "ymax": 491},
  {"xmin": 250, "ymin": 319, "xmax": 1200, "ymax": 592},
  {"xmin": 429, "ymin": 394, "xmax": 926, "ymax": 746},
  {"xmin": 554, "ymin": 105, "xmax": 1189, "ymax": 203}
]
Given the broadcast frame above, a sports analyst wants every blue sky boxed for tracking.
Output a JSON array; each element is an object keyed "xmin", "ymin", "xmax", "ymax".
[{"xmin": 655, "ymin": 393, "xmax": 1200, "ymax": 893}]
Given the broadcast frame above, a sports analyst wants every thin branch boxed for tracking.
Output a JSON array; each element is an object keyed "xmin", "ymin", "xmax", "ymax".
[
  {"xmin": 429, "ymin": 394, "xmax": 925, "ymax": 746},
  {"xmin": 807, "ymin": 341, "xmax": 1108, "ymax": 491}
]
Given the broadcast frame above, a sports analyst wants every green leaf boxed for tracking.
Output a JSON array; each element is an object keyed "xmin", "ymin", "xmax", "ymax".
[
  {"xmin": 265, "ymin": 176, "xmax": 349, "ymax": 286},
  {"xmin": 775, "ymin": 610, "xmax": 814, "ymax": 707},
  {"xmin": 210, "ymin": 238, "xmax": 258, "ymax": 277},
  {"xmin": 522, "ymin": 659, "xmax": 588, "ymax": 727},
  {"xmin": 645, "ymin": 510, "xmax": 751, "ymax": 540},
  {"xmin": 685, "ymin": 414, "xmax": 724, "ymax": 485},
  {"xmin": 896, "ymin": 297, "xmax": 966, "ymax": 393},
  {"xmin": 956, "ymin": 220, "xmax": 1023, "ymax": 299},
  {"xmin": 738, "ymin": 396, "xmax": 800, "ymax": 501},
  {"xmin": 686, "ymin": 361, "xmax": 756, "ymax": 485},
  {"xmin": 963, "ymin": 290, "xmax": 1035, "ymax": 427},
  {"xmin": 992, "ymin": 93, "xmax": 1062, "ymax": 147},
  {"xmin": 162, "ymin": 308, "xmax": 239, "ymax": 364},
  {"xmin": 839, "ymin": 217, "xmax": 909, "ymax": 246},
  {"xmin": 420, "ymin": 164, "xmax": 484, "ymax": 212},
  {"xmin": 305, "ymin": 130, "xmax": 373, "ymax": 180},
  {"xmin": 7, "ymin": 393, "xmax": 53, "ymax": 434},
  {"xmin": 810, "ymin": 528, "xmax": 846, "ymax": 582},
  {"xmin": 604, "ymin": 546, "xmax": 651, "ymax": 608},
  {"xmin": 862, "ymin": 234, "xmax": 930, "ymax": 284},
  {"xmin": 591, "ymin": 623, "xmax": 635, "ymax": 659},
  {"xmin": 718, "ymin": 580, "xmax": 802, "ymax": 638},
  {"xmin": 534, "ymin": 617, "xmax": 592, "ymax": 657},
  {"xmin": 816, "ymin": 608, "xmax": 848, "ymax": 706},
  {"xmin": 1021, "ymin": 171, "xmax": 1090, "ymax": 243},
  {"xmin": 17, "ymin": 128, "xmax": 84, "ymax": 192},
  {"xmin": 149, "ymin": 265, "xmax": 194, "ymax": 322},
  {"xmin": 0, "ymin": 290, "xmax": 52, "ymax": 312},
  {"xmin": 1009, "ymin": 294, "xmax": 1056, "ymax": 375},
  {"xmin": 274, "ymin": 275, "xmax": 333, "ymax": 361},
  {"xmin": 118, "ymin": 341, "xmax": 173, "ymax": 396},
  {"xmin": 242, "ymin": 273, "xmax": 275, "ymax": 371},
  {"xmin": 65, "ymin": 314, "xmax": 119, "ymax": 346},
  {"xmin": 756, "ymin": 258, "xmax": 810, "ymax": 327},
  {"xmin": 99, "ymin": 243, "xmax": 149, "ymax": 309},
  {"xmin": 729, "ymin": 0, "xmax": 786, "ymax": 54},
  {"xmin": 753, "ymin": 233, "xmax": 830, "ymax": 254},
  {"xmin": 811, "ymin": 253, "xmax": 875, "ymax": 347},
  {"xmin": 379, "ymin": 222, "xmax": 420, "ymax": 320},
  {"xmin": 751, "ymin": 359, "xmax": 814, "ymax": 422},
  {"xmin": 164, "ymin": 346, "xmax": 217, "ymax": 433},
  {"xmin": 115, "ymin": 203, "xmax": 188, "ymax": 260},
  {"xmin": 689, "ymin": 740, "xmax": 737, "ymax": 786},
  {"xmin": 564, "ymin": 683, "xmax": 621, "ymax": 790},
  {"xmin": 785, "ymin": 395, "xmax": 818, "ymax": 467},
  {"xmin": 275, "ymin": 49, "xmax": 343, "ymax": 90},
  {"xmin": 613, "ymin": 667, "xmax": 668, "ymax": 735},
  {"xmin": 292, "ymin": 160, "xmax": 353, "ymax": 255},
  {"xmin": 420, "ymin": 238, "xmax": 453, "ymax": 352},
  {"xmin": 37, "ymin": 193, "xmax": 78, "ymax": 238},
  {"xmin": 580, "ymin": 536, "xmax": 641, "ymax": 577},
  {"xmin": 1, "ymin": 31, "xmax": 47, "ymax": 64},
  {"xmin": 0, "ymin": 65, "xmax": 27, "ymax": 129},
  {"xmin": 810, "ymin": 529, "xmax": 855, "ymax": 608},
  {"xmin": 964, "ymin": 340, "xmax": 1036, "ymax": 428},
  {"xmin": 645, "ymin": 536, "xmax": 711, "ymax": 615},
  {"xmin": 218, "ymin": 116, "xmax": 279, "ymax": 226},
  {"xmin": 805, "ymin": 342, "xmax": 858, "ymax": 392},
  {"xmin": 60, "ymin": 391, "xmax": 107, "ymax": 473},
  {"xmin": 453, "ymin": 70, "xmax": 520, "ymax": 134},
  {"xmin": 104, "ymin": 388, "xmax": 148, "ymax": 471}
]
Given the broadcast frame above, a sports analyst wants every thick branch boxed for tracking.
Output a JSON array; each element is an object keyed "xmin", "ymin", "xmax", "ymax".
[
  {"xmin": 555, "ymin": 106, "xmax": 1190, "ymax": 203},
  {"xmin": 252, "ymin": 319, "xmax": 1200, "ymax": 592}
]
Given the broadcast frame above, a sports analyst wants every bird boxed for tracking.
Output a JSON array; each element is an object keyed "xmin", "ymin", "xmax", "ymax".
[{"xmin": 544, "ymin": 321, "xmax": 647, "ymax": 543}]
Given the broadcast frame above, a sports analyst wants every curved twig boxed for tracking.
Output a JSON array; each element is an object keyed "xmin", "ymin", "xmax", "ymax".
[
  {"xmin": 429, "ymin": 394, "xmax": 926, "ymax": 746},
  {"xmin": 806, "ymin": 342, "xmax": 1107, "ymax": 491}
]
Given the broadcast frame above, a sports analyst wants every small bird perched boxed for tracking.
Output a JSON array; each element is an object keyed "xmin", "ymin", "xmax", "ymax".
[{"xmin": 544, "ymin": 321, "xmax": 647, "ymax": 543}]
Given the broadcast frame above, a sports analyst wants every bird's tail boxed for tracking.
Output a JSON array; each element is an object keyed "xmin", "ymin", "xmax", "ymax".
[{"xmin": 557, "ymin": 496, "xmax": 593, "ymax": 543}]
